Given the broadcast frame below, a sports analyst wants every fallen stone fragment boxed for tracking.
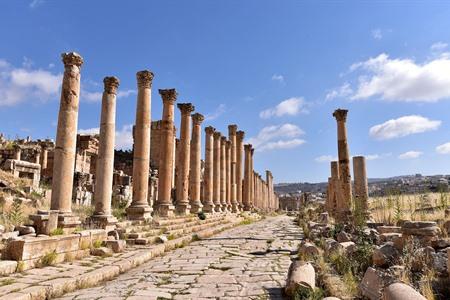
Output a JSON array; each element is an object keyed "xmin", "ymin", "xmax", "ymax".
[
  {"xmin": 91, "ymin": 247, "xmax": 112, "ymax": 257},
  {"xmin": 373, "ymin": 242, "xmax": 399, "ymax": 268},
  {"xmin": 299, "ymin": 242, "xmax": 320, "ymax": 258},
  {"xmin": 106, "ymin": 240, "xmax": 125, "ymax": 253},
  {"xmin": 359, "ymin": 267, "xmax": 393, "ymax": 300},
  {"xmin": 382, "ymin": 282, "xmax": 426, "ymax": 300},
  {"xmin": 377, "ymin": 226, "xmax": 401, "ymax": 234},
  {"xmin": 285, "ymin": 260, "xmax": 315, "ymax": 296}
]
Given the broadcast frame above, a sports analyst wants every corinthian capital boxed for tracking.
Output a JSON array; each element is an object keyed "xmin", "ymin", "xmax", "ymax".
[
  {"xmin": 228, "ymin": 124, "xmax": 237, "ymax": 136},
  {"xmin": 103, "ymin": 76, "xmax": 120, "ymax": 94},
  {"xmin": 177, "ymin": 103, "xmax": 195, "ymax": 114},
  {"xmin": 159, "ymin": 89, "xmax": 177, "ymax": 104},
  {"xmin": 236, "ymin": 130, "xmax": 245, "ymax": 140},
  {"xmin": 333, "ymin": 109, "xmax": 348, "ymax": 122},
  {"xmin": 136, "ymin": 70, "xmax": 154, "ymax": 89},
  {"xmin": 205, "ymin": 126, "xmax": 215, "ymax": 135},
  {"xmin": 61, "ymin": 52, "xmax": 84, "ymax": 67},
  {"xmin": 213, "ymin": 132, "xmax": 221, "ymax": 139},
  {"xmin": 192, "ymin": 113, "xmax": 204, "ymax": 125}
]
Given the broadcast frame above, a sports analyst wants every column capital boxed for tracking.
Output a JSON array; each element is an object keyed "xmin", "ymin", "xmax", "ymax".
[
  {"xmin": 226, "ymin": 140, "xmax": 231, "ymax": 147},
  {"xmin": 205, "ymin": 126, "xmax": 215, "ymax": 135},
  {"xmin": 236, "ymin": 130, "xmax": 245, "ymax": 140},
  {"xmin": 220, "ymin": 136, "xmax": 227, "ymax": 144},
  {"xmin": 61, "ymin": 52, "xmax": 84, "ymax": 67},
  {"xmin": 250, "ymin": 147, "xmax": 254, "ymax": 155},
  {"xmin": 213, "ymin": 131, "xmax": 221, "ymax": 139},
  {"xmin": 159, "ymin": 89, "xmax": 177, "ymax": 104},
  {"xmin": 192, "ymin": 113, "xmax": 204, "ymax": 125},
  {"xmin": 228, "ymin": 124, "xmax": 237, "ymax": 135},
  {"xmin": 177, "ymin": 103, "xmax": 195, "ymax": 114},
  {"xmin": 136, "ymin": 70, "xmax": 154, "ymax": 89},
  {"xmin": 103, "ymin": 76, "xmax": 120, "ymax": 94},
  {"xmin": 333, "ymin": 108, "xmax": 348, "ymax": 122}
]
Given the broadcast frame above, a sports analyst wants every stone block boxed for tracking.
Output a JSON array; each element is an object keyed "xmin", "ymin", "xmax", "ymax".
[
  {"xmin": 299, "ymin": 242, "xmax": 319, "ymax": 258},
  {"xmin": 340, "ymin": 241, "xmax": 356, "ymax": 255},
  {"xmin": 359, "ymin": 267, "xmax": 392, "ymax": 300},
  {"xmin": 6, "ymin": 236, "xmax": 58, "ymax": 261},
  {"xmin": 377, "ymin": 226, "xmax": 401, "ymax": 234},
  {"xmin": 0, "ymin": 260, "xmax": 17, "ymax": 275},
  {"xmin": 285, "ymin": 260, "xmax": 315, "ymax": 296},
  {"xmin": 336, "ymin": 231, "xmax": 351, "ymax": 243},
  {"xmin": 55, "ymin": 234, "xmax": 81, "ymax": 254},
  {"xmin": 373, "ymin": 242, "xmax": 399, "ymax": 268},
  {"xmin": 15, "ymin": 226, "xmax": 35, "ymax": 236},
  {"xmin": 380, "ymin": 233, "xmax": 402, "ymax": 244},
  {"xmin": 106, "ymin": 240, "xmax": 125, "ymax": 253},
  {"xmin": 401, "ymin": 221, "xmax": 440, "ymax": 236},
  {"xmin": 91, "ymin": 247, "xmax": 112, "ymax": 257},
  {"xmin": 382, "ymin": 282, "xmax": 426, "ymax": 300}
]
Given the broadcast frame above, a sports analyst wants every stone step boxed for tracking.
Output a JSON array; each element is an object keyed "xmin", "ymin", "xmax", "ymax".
[
  {"xmin": 156, "ymin": 215, "xmax": 227, "ymax": 231},
  {"xmin": 166, "ymin": 219, "xmax": 230, "ymax": 238}
]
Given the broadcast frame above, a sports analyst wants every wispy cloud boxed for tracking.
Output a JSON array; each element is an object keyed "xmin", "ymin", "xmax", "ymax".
[
  {"xmin": 259, "ymin": 97, "xmax": 308, "ymax": 119},
  {"xmin": 436, "ymin": 142, "xmax": 450, "ymax": 154},
  {"xmin": 81, "ymin": 89, "xmax": 136, "ymax": 103},
  {"xmin": 29, "ymin": 0, "xmax": 45, "ymax": 8},
  {"xmin": 0, "ymin": 58, "xmax": 62, "ymax": 106},
  {"xmin": 271, "ymin": 74, "xmax": 285, "ymax": 85},
  {"xmin": 315, "ymin": 155, "xmax": 337, "ymax": 163},
  {"xmin": 430, "ymin": 42, "xmax": 448, "ymax": 53},
  {"xmin": 325, "ymin": 82, "xmax": 353, "ymax": 101},
  {"xmin": 204, "ymin": 103, "xmax": 226, "ymax": 121},
  {"xmin": 371, "ymin": 29, "xmax": 383, "ymax": 40},
  {"xmin": 369, "ymin": 115, "xmax": 441, "ymax": 140},
  {"xmin": 247, "ymin": 123, "xmax": 305, "ymax": 152},
  {"xmin": 398, "ymin": 151, "xmax": 422, "ymax": 160},
  {"xmin": 78, "ymin": 124, "xmax": 134, "ymax": 150}
]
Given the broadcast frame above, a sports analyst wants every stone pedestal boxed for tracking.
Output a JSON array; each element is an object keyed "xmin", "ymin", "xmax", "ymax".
[
  {"xmin": 203, "ymin": 126, "xmax": 215, "ymax": 213},
  {"xmin": 175, "ymin": 103, "xmax": 195, "ymax": 215},
  {"xmin": 50, "ymin": 52, "xmax": 83, "ymax": 229},
  {"xmin": 92, "ymin": 76, "xmax": 120, "ymax": 228},
  {"xmin": 213, "ymin": 132, "xmax": 222, "ymax": 212},
  {"xmin": 127, "ymin": 71, "xmax": 154, "ymax": 221},
  {"xmin": 189, "ymin": 113, "xmax": 204, "ymax": 213},
  {"xmin": 156, "ymin": 89, "xmax": 177, "ymax": 218}
]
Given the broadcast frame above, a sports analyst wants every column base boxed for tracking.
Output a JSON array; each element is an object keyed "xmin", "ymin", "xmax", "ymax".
[
  {"xmin": 90, "ymin": 214, "xmax": 118, "ymax": 231},
  {"xmin": 231, "ymin": 202, "xmax": 239, "ymax": 213},
  {"xmin": 57, "ymin": 213, "xmax": 81, "ymax": 234},
  {"xmin": 214, "ymin": 204, "xmax": 223, "ymax": 212},
  {"xmin": 176, "ymin": 203, "xmax": 191, "ymax": 215},
  {"xmin": 202, "ymin": 203, "xmax": 215, "ymax": 213},
  {"xmin": 221, "ymin": 204, "xmax": 229, "ymax": 212},
  {"xmin": 126, "ymin": 205, "xmax": 152, "ymax": 221},
  {"xmin": 190, "ymin": 202, "xmax": 203, "ymax": 214},
  {"xmin": 243, "ymin": 205, "xmax": 252, "ymax": 212},
  {"xmin": 155, "ymin": 203, "xmax": 175, "ymax": 218}
]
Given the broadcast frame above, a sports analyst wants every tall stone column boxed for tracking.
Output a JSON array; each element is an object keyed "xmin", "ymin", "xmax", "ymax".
[
  {"xmin": 189, "ymin": 113, "xmax": 204, "ymax": 213},
  {"xmin": 266, "ymin": 170, "xmax": 273, "ymax": 211},
  {"xmin": 156, "ymin": 89, "xmax": 177, "ymax": 217},
  {"xmin": 93, "ymin": 76, "xmax": 120, "ymax": 226},
  {"xmin": 329, "ymin": 161, "xmax": 340, "ymax": 216},
  {"xmin": 175, "ymin": 103, "xmax": 195, "ymax": 215},
  {"xmin": 250, "ymin": 147, "xmax": 255, "ymax": 209},
  {"xmin": 228, "ymin": 125, "xmax": 239, "ymax": 212},
  {"xmin": 50, "ymin": 52, "xmax": 83, "ymax": 229},
  {"xmin": 220, "ymin": 136, "xmax": 227, "ymax": 211},
  {"xmin": 333, "ymin": 109, "xmax": 352, "ymax": 222},
  {"xmin": 243, "ymin": 144, "xmax": 251, "ymax": 211},
  {"xmin": 13, "ymin": 145, "xmax": 21, "ymax": 161},
  {"xmin": 236, "ymin": 131, "xmax": 245, "ymax": 209},
  {"xmin": 203, "ymin": 126, "xmax": 215, "ymax": 212},
  {"xmin": 34, "ymin": 148, "xmax": 41, "ymax": 164},
  {"xmin": 40, "ymin": 145, "xmax": 48, "ymax": 171},
  {"xmin": 126, "ymin": 71, "xmax": 153, "ymax": 220},
  {"xmin": 225, "ymin": 140, "xmax": 232, "ymax": 211},
  {"xmin": 353, "ymin": 156, "xmax": 369, "ymax": 220},
  {"xmin": 213, "ymin": 132, "xmax": 222, "ymax": 212}
]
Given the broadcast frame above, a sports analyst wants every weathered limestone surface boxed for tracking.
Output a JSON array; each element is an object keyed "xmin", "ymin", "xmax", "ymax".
[
  {"xmin": 56, "ymin": 215, "xmax": 301, "ymax": 300},
  {"xmin": 236, "ymin": 131, "xmax": 245, "ymax": 209},
  {"xmin": 51, "ymin": 52, "xmax": 83, "ymax": 228},
  {"xmin": 189, "ymin": 113, "xmax": 204, "ymax": 213},
  {"xmin": 382, "ymin": 282, "xmax": 426, "ymax": 300},
  {"xmin": 127, "ymin": 71, "xmax": 154, "ymax": 220},
  {"xmin": 220, "ymin": 136, "xmax": 227, "ymax": 211},
  {"xmin": 353, "ymin": 156, "xmax": 369, "ymax": 219},
  {"xmin": 243, "ymin": 144, "xmax": 252, "ymax": 211},
  {"xmin": 213, "ymin": 132, "xmax": 222, "ymax": 212},
  {"xmin": 203, "ymin": 126, "xmax": 215, "ymax": 213},
  {"xmin": 228, "ymin": 125, "xmax": 238, "ymax": 212}
]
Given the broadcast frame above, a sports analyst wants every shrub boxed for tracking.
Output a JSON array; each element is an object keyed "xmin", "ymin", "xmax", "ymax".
[
  {"xmin": 8, "ymin": 198, "xmax": 23, "ymax": 226},
  {"xmin": 49, "ymin": 228, "xmax": 64, "ymax": 236},
  {"xmin": 40, "ymin": 251, "xmax": 57, "ymax": 267},
  {"xmin": 293, "ymin": 287, "xmax": 325, "ymax": 300},
  {"xmin": 92, "ymin": 240, "xmax": 103, "ymax": 249},
  {"xmin": 197, "ymin": 211, "xmax": 206, "ymax": 220}
]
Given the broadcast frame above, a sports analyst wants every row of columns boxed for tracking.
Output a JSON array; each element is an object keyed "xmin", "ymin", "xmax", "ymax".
[
  {"xmin": 326, "ymin": 109, "xmax": 369, "ymax": 223},
  {"xmin": 45, "ymin": 52, "xmax": 279, "ymax": 230}
]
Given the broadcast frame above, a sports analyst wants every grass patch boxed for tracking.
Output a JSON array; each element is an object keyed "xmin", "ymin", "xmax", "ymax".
[
  {"xmin": 0, "ymin": 279, "xmax": 15, "ymax": 286},
  {"xmin": 239, "ymin": 218, "xmax": 253, "ymax": 225},
  {"xmin": 40, "ymin": 251, "xmax": 57, "ymax": 267},
  {"xmin": 49, "ymin": 227, "xmax": 64, "ymax": 236},
  {"xmin": 92, "ymin": 240, "xmax": 103, "ymax": 249}
]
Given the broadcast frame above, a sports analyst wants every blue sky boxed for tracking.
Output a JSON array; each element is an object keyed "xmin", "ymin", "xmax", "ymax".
[{"xmin": 2, "ymin": 1, "xmax": 450, "ymax": 183}]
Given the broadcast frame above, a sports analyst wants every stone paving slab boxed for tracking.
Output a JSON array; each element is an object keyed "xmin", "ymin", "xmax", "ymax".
[{"xmin": 57, "ymin": 215, "xmax": 302, "ymax": 300}]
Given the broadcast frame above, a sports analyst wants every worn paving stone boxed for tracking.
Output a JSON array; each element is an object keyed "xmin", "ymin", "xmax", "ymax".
[{"xmin": 55, "ymin": 215, "xmax": 300, "ymax": 300}]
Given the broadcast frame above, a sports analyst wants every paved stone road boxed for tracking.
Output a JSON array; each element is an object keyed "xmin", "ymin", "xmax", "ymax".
[{"xmin": 58, "ymin": 215, "xmax": 302, "ymax": 300}]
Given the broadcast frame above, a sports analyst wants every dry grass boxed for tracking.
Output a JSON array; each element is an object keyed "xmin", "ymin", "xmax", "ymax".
[{"xmin": 370, "ymin": 192, "xmax": 449, "ymax": 225}]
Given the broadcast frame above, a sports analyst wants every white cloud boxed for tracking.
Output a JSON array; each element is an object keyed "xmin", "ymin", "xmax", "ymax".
[
  {"xmin": 369, "ymin": 115, "xmax": 441, "ymax": 140},
  {"xmin": 29, "ymin": 0, "xmax": 45, "ymax": 8},
  {"xmin": 0, "ymin": 59, "xmax": 62, "ymax": 106},
  {"xmin": 325, "ymin": 82, "xmax": 353, "ymax": 101},
  {"xmin": 205, "ymin": 104, "xmax": 226, "ymax": 121},
  {"xmin": 371, "ymin": 29, "xmax": 382, "ymax": 40},
  {"xmin": 436, "ymin": 142, "xmax": 450, "ymax": 154},
  {"xmin": 78, "ymin": 125, "xmax": 133, "ymax": 150},
  {"xmin": 247, "ymin": 123, "xmax": 305, "ymax": 152},
  {"xmin": 398, "ymin": 151, "xmax": 422, "ymax": 160},
  {"xmin": 271, "ymin": 74, "xmax": 285, "ymax": 84},
  {"xmin": 259, "ymin": 97, "xmax": 308, "ymax": 119},
  {"xmin": 82, "ymin": 88, "xmax": 136, "ymax": 103},
  {"xmin": 315, "ymin": 155, "xmax": 337, "ymax": 163},
  {"xmin": 430, "ymin": 42, "xmax": 448, "ymax": 53},
  {"xmin": 349, "ymin": 53, "xmax": 450, "ymax": 102},
  {"xmin": 366, "ymin": 154, "xmax": 380, "ymax": 161}
]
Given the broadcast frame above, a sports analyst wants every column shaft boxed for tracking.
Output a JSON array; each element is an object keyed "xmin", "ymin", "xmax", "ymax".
[
  {"xmin": 213, "ymin": 132, "xmax": 222, "ymax": 212},
  {"xmin": 353, "ymin": 156, "xmax": 369, "ymax": 220},
  {"xmin": 189, "ymin": 113, "xmax": 204, "ymax": 213},
  {"xmin": 203, "ymin": 127, "xmax": 215, "ymax": 212},
  {"xmin": 236, "ymin": 131, "xmax": 245, "ymax": 209},
  {"xmin": 220, "ymin": 136, "xmax": 227, "ymax": 210}
]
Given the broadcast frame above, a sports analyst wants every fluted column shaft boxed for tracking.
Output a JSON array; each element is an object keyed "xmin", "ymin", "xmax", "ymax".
[
  {"xmin": 94, "ymin": 76, "xmax": 120, "ymax": 224},
  {"xmin": 220, "ymin": 136, "xmax": 227, "ymax": 210},
  {"xmin": 189, "ymin": 113, "xmax": 204, "ymax": 213},
  {"xmin": 250, "ymin": 147, "xmax": 254, "ymax": 208},
  {"xmin": 51, "ymin": 52, "xmax": 83, "ymax": 223},
  {"xmin": 175, "ymin": 103, "xmax": 194, "ymax": 215},
  {"xmin": 213, "ymin": 132, "xmax": 222, "ymax": 212},
  {"xmin": 225, "ymin": 140, "xmax": 232, "ymax": 210},
  {"xmin": 203, "ymin": 127, "xmax": 215, "ymax": 212},
  {"xmin": 156, "ymin": 89, "xmax": 177, "ymax": 217},
  {"xmin": 236, "ymin": 131, "xmax": 244, "ymax": 208},
  {"xmin": 228, "ymin": 125, "xmax": 238, "ymax": 212}
]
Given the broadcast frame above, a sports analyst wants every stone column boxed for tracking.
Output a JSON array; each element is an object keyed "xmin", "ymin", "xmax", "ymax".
[
  {"xmin": 203, "ymin": 126, "xmax": 215, "ymax": 212},
  {"xmin": 126, "ymin": 71, "xmax": 153, "ymax": 220},
  {"xmin": 189, "ymin": 113, "xmax": 204, "ymax": 213},
  {"xmin": 50, "ymin": 52, "xmax": 83, "ymax": 229},
  {"xmin": 92, "ymin": 76, "xmax": 120, "ymax": 226},
  {"xmin": 266, "ymin": 170, "xmax": 273, "ymax": 211},
  {"xmin": 13, "ymin": 145, "xmax": 21, "ymax": 160},
  {"xmin": 243, "ymin": 144, "xmax": 251, "ymax": 211},
  {"xmin": 333, "ymin": 109, "xmax": 352, "ymax": 222},
  {"xmin": 228, "ymin": 125, "xmax": 239, "ymax": 212},
  {"xmin": 329, "ymin": 161, "xmax": 340, "ymax": 216},
  {"xmin": 156, "ymin": 89, "xmax": 177, "ymax": 217},
  {"xmin": 40, "ymin": 145, "xmax": 48, "ymax": 171},
  {"xmin": 250, "ymin": 147, "xmax": 255, "ymax": 209},
  {"xmin": 220, "ymin": 136, "xmax": 227, "ymax": 211},
  {"xmin": 225, "ymin": 140, "xmax": 232, "ymax": 211},
  {"xmin": 175, "ymin": 103, "xmax": 195, "ymax": 215},
  {"xmin": 34, "ymin": 148, "xmax": 41, "ymax": 164},
  {"xmin": 213, "ymin": 132, "xmax": 222, "ymax": 212},
  {"xmin": 353, "ymin": 156, "xmax": 369, "ymax": 220},
  {"xmin": 236, "ymin": 131, "xmax": 244, "ymax": 209}
]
